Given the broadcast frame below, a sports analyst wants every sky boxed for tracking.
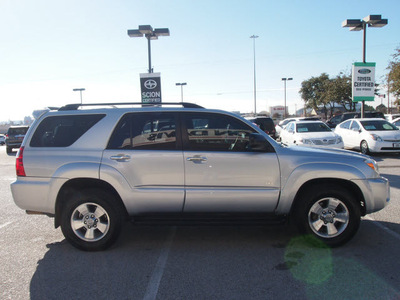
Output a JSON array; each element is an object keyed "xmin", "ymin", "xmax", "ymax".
[{"xmin": 1, "ymin": 0, "xmax": 399, "ymax": 121}]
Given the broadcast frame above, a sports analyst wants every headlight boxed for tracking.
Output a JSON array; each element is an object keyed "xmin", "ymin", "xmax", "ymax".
[
  {"xmin": 364, "ymin": 158, "xmax": 379, "ymax": 172},
  {"xmin": 336, "ymin": 136, "xmax": 343, "ymax": 143},
  {"xmin": 370, "ymin": 134, "xmax": 383, "ymax": 142}
]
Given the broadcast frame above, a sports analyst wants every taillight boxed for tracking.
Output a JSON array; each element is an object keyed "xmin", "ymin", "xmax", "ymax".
[{"xmin": 16, "ymin": 146, "xmax": 26, "ymax": 177}]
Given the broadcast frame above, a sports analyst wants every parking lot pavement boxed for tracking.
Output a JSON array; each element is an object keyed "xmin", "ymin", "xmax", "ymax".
[{"xmin": 371, "ymin": 153, "xmax": 400, "ymax": 168}]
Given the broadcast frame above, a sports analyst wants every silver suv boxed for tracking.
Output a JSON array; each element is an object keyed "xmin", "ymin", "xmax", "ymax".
[{"xmin": 11, "ymin": 103, "xmax": 390, "ymax": 251}]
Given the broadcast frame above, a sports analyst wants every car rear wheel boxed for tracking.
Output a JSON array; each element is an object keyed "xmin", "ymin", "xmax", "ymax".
[
  {"xmin": 294, "ymin": 185, "xmax": 361, "ymax": 247},
  {"xmin": 360, "ymin": 140, "xmax": 370, "ymax": 155},
  {"xmin": 6, "ymin": 146, "xmax": 12, "ymax": 154},
  {"xmin": 61, "ymin": 188, "xmax": 124, "ymax": 251}
]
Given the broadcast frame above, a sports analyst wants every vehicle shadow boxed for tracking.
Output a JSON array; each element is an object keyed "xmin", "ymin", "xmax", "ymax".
[{"xmin": 29, "ymin": 220, "xmax": 400, "ymax": 300}]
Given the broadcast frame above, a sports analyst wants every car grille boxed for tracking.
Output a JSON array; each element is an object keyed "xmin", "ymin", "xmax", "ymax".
[{"xmin": 312, "ymin": 139, "xmax": 336, "ymax": 145}]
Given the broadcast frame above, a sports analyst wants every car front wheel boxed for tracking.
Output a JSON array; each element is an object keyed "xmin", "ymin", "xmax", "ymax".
[
  {"xmin": 61, "ymin": 189, "xmax": 124, "ymax": 251},
  {"xmin": 360, "ymin": 140, "xmax": 370, "ymax": 155},
  {"xmin": 294, "ymin": 185, "xmax": 361, "ymax": 247}
]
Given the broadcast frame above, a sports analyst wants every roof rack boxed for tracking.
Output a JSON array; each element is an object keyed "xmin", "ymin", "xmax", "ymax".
[{"xmin": 58, "ymin": 102, "xmax": 204, "ymax": 111}]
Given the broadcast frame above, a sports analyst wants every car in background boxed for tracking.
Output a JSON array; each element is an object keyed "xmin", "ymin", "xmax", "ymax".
[
  {"xmin": 335, "ymin": 118, "xmax": 400, "ymax": 154},
  {"xmin": 275, "ymin": 117, "xmax": 320, "ymax": 139},
  {"xmin": 0, "ymin": 134, "xmax": 5, "ymax": 145},
  {"xmin": 385, "ymin": 114, "xmax": 400, "ymax": 122},
  {"xmin": 326, "ymin": 111, "xmax": 384, "ymax": 128},
  {"xmin": 245, "ymin": 116, "xmax": 276, "ymax": 139},
  {"xmin": 280, "ymin": 121, "xmax": 343, "ymax": 149},
  {"xmin": 391, "ymin": 117, "xmax": 400, "ymax": 129},
  {"xmin": 5, "ymin": 126, "xmax": 29, "ymax": 153}
]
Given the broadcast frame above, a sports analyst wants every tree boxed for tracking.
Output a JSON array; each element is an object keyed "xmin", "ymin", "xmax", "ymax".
[
  {"xmin": 299, "ymin": 72, "xmax": 354, "ymax": 119},
  {"xmin": 299, "ymin": 73, "xmax": 331, "ymax": 118},
  {"xmin": 387, "ymin": 47, "xmax": 400, "ymax": 106}
]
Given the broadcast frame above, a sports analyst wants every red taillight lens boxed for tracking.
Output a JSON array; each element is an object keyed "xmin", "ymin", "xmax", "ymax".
[{"xmin": 16, "ymin": 146, "xmax": 26, "ymax": 176}]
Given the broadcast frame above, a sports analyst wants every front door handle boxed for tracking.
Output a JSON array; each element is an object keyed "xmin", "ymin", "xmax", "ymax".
[
  {"xmin": 187, "ymin": 156, "xmax": 207, "ymax": 163},
  {"xmin": 110, "ymin": 154, "xmax": 131, "ymax": 161}
]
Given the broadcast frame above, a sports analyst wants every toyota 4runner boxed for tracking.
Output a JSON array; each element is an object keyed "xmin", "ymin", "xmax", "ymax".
[{"xmin": 11, "ymin": 103, "xmax": 390, "ymax": 251}]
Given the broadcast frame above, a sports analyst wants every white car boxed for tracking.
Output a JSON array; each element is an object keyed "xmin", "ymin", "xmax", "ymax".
[
  {"xmin": 335, "ymin": 118, "xmax": 400, "ymax": 154},
  {"xmin": 392, "ymin": 117, "xmax": 400, "ymax": 129},
  {"xmin": 280, "ymin": 121, "xmax": 343, "ymax": 148},
  {"xmin": 275, "ymin": 117, "xmax": 320, "ymax": 139}
]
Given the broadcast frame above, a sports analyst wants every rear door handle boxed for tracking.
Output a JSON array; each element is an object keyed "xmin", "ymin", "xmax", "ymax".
[{"xmin": 110, "ymin": 154, "xmax": 131, "ymax": 161}]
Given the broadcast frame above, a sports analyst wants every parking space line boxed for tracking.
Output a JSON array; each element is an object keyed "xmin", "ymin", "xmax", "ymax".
[
  {"xmin": 143, "ymin": 226, "xmax": 177, "ymax": 300},
  {"xmin": 0, "ymin": 221, "xmax": 12, "ymax": 229},
  {"xmin": 365, "ymin": 215, "xmax": 400, "ymax": 241}
]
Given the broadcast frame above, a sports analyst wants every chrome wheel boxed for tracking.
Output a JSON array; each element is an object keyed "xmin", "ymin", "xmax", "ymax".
[
  {"xmin": 308, "ymin": 197, "xmax": 350, "ymax": 239},
  {"xmin": 71, "ymin": 202, "xmax": 110, "ymax": 242}
]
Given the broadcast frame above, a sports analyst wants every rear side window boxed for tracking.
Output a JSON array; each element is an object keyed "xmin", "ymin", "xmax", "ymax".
[
  {"xmin": 107, "ymin": 112, "xmax": 178, "ymax": 150},
  {"xmin": 7, "ymin": 127, "xmax": 29, "ymax": 135},
  {"xmin": 30, "ymin": 114, "xmax": 105, "ymax": 147}
]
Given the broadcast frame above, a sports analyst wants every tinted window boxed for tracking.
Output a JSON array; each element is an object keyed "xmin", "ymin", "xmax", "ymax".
[
  {"xmin": 107, "ymin": 112, "xmax": 178, "ymax": 150},
  {"xmin": 30, "ymin": 114, "xmax": 105, "ymax": 147},
  {"xmin": 183, "ymin": 113, "xmax": 256, "ymax": 152},
  {"xmin": 296, "ymin": 123, "xmax": 331, "ymax": 132},
  {"xmin": 360, "ymin": 120, "xmax": 398, "ymax": 131},
  {"xmin": 7, "ymin": 127, "xmax": 29, "ymax": 135}
]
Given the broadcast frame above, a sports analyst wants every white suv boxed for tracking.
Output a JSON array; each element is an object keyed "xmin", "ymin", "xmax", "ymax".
[{"xmin": 11, "ymin": 103, "xmax": 390, "ymax": 251}]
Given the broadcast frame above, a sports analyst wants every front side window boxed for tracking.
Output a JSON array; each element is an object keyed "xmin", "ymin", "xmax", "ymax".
[
  {"xmin": 30, "ymin": 114, "xmax": 105, "ymax": 147},
  {"xmin": 183, "ymin": 113, "xmax": 256, "ymax": 152},
  {"xmin": 107, "ymin": 112, "xmax": 178, "ymax": 150}
]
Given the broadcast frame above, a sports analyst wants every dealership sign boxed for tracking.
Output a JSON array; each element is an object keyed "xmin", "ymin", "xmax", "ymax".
[
  {"xmin": 140, "ymin": 73, "xmax": 162, "ymax": 103},
  {"xmin": 352, "ymin": 62, "xmax": 376, "ymax": 102}
]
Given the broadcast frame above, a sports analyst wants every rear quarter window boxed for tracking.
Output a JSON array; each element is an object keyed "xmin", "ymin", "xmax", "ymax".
[{"xmin": 30, "ymin": 114, "xmax": 105, "ymax": 147}]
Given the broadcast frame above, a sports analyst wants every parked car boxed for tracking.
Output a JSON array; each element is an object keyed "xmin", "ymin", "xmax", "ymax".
[
  {"xmin": 275, "ymin": 117, "xmax": 320, "ymax": 139},
  {"xmin": 385, "ymin": 114, "xmax": 400, "ymax": 122},
  {"xmin": 391, "ymin": 117, "xmax": 400, "ymax": 129},
  {"xmin": 280, "ymin": 121, "xmax": 343, "ymax": 149},
  {"xmin": 0, "ymin": 134, "xmax": 5, "ymax": 145},
  {"xmin": 245, "ymin": 116, "xmax": 276, "ymax": 139},
  {"xmin": 11, "ymin": 102, "xmax": 389, "ymax": 251},
  {"xmin": 326, "ymin": 111, "xmax": 384, "ymax": 128},
  {"xmin": 5, "ymin": 126, "xmax": 29, "ymax": 153},
  {"xmin": 335, "ymin": 118, "xmax": 400, "ymax": 154}
]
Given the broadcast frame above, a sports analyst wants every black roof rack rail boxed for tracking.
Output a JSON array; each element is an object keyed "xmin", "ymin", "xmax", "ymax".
[{"xmin": 58, "ymin": 102, "xmax": 204, "ymax": 111}]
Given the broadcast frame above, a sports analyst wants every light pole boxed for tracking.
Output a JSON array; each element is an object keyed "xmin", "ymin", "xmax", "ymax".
[
  {"xmin": 250, "ymin": 35, "xmax": 259, "ymax": 116},
  {"xmin": 127, "ymin": 25, "xmax": 170, "ymax": 73},
  {"xmin": 176, "ymin": 82, "xmax": 187, "ymax": 102},
  {"xmin": 342, "ymin": 15, "xmax": 388, "ymax": 117},
  {"xmin": 281, "ymin": 78, "xmax": 293, "ymax": 118},
  {"xmin": 73, "ymin": 88, "xmax": 85, "ymax": 105}
]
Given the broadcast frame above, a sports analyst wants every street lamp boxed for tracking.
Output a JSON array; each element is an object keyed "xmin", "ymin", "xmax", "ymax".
[
  {"xmin": 342, "ymin": 15, "xmax": 388, "ymax": 117},
  {"xmin": 282, "ymin": 78, "xmax": 293, "ymax": 118},
  {"xmin": 250, "ymin": 35, "xmax": 259, "ymax": 116},
  {"xmin": 127, "ymin": 25, "xmax": 170, "ymax": 73},
  {"xmin": 73, "ymin": 88, "xmax": 85, "ymax": 105},
  {"xmin": 175, "ymin": 82, "xmax": 187, "ymax": 102}
]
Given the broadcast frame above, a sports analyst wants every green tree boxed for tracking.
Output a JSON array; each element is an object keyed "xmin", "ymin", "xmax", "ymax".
[
  {"xmin": 387, "ymin": 46, "xmax": 400, "ymax": 106},
  {"xmin": 299, "ymin": 73, "xmax": 331, "ymax": 118}
]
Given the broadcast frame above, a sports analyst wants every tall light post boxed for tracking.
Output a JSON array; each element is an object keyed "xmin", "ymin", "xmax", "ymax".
[
  {"xmin": 176, "ymin": 82, "xmax": 187, "ymax": 102},
  {"xmin": 127, "ymin": 25, "xmax": 170, "ymax": 73},
  {"xmin": 73, "ymin": 88, "xmax": 85, "ymax": 105},
  {"xmin": 342, "ymin": 15, "xmax": 388, "ymax": 117},
  {"xmin": 281, "ymin": 78, "xmax": 293, "ymax": 118},
  {"xmin": 250, "ymin": 35, "xmax": 259, "ymax": 116}
]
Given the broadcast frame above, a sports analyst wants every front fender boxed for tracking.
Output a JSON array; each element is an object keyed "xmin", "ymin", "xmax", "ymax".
[{"xmin": 276, "ymin": 162, "xmax": 366, "ymax": 214}]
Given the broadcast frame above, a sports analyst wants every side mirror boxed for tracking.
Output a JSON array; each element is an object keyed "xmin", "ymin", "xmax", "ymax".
[{"xmin": 249, "ymin": 133, "xmax": 273, "ymax": 152}]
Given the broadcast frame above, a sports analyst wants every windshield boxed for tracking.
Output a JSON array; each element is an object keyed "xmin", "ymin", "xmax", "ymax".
[
  {"xmin": 360, "ymin": 120, "xmax": 398, "ymax": 131},
  {"xmin": 296, "ymin": 123, "xmax": 332, "ymax": 133}
]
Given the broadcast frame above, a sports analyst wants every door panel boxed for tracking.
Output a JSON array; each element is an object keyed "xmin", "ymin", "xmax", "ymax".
[{"xmin": 182, "ymin": 112, "xmax": 280, "ymax": 213}]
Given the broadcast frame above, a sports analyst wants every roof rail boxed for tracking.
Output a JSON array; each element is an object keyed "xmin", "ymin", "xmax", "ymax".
[{"xmin": 58, "ymin": 102, "xmax": 204, "ymax": 111}]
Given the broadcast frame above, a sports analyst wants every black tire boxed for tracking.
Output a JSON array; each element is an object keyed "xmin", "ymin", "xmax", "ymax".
[
  {"xmin": 360, "ymin": 140, "xmax": 370, "ymax": 155},
  {"xmin": 6, "ymin": 146, "xmax": 12, "ymax": 154},
  {"xmin": 293, "ymin": 185, "xmax": 361, "ymax": 247},
  {"xmin": 60, "ymin": 188, "xmax": 124, "ymax": 251}
]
